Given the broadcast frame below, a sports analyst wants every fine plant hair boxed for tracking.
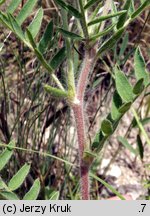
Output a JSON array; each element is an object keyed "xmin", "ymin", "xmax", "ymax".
[{"xmin": 0, "ymin": 0, "xmax": 150, "ymax": 200}]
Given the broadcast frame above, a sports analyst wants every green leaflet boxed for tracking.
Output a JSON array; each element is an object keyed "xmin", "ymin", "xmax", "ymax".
[
  {"xmin": 44, "ymin": 85, "xmax": 68, "ymax": 98},
  {"xmin": 0, "ymin": 11, "xmax": 11, "ymax": 29},
  {"xmin": 23, "ymin": 179, "xmax": 40, "ymax": 200},
  {"xmin": 131, "ymin": 0, "xmax": 150, "ymax": 20},
  {"xmin": 27, "ymin": 8, "xmax": 43, "ymax": 39},
  {"xmin": 8, "ymin": 163, "xmax": 31, "ymax": 191},
  {"xmin": 118, "ymin": 102, "xmax": 132, "ymax": 114},
  {"xmin": 0, "ymin": 191, "xmax": 19, "ymax": 200},
  {"xmin": 117, "ymin": 0, "xmax": 131, "ymax": 29},
  {"xmin": 0, "ymin": 141, "xmax": 15, "ymax": 171},
  {"xmin": 118, "ymin": 136, "xmax": 138, "ymax": 155},
  {"xmin": 84, "ymin": 0, "xmax": 102, "ymax": 10},
  {"xmin": 133, "ymin": 78, "xmax": 144, "ymax": 95},
  {"xmin": 57, "ymin": 28, "xmax": 82, "ymax": 40},
  {"xmin": 129, "ymin": 0, "xmax": 135, "ymax": 15},
  {"xmin": 111, "ymin": 91, "xmax": 122, "ymax": 120},
  {"xmin": 38, "ymin": 20, "xmax": 53, "ymax": 54},
  {"xmin": 101, "ymin": 119, "xmax": 113, "ymax": 135},
  {"xmin": 89, "ymin": 23, "xmax": 116, "ymax": 41},
  {"xmin": 50, "ymin": 47, "xmax": 66, "ymax": 70},
  {"xmin": 134, "ymin": 47, "xmax": 149, "ymax": 86},
  {"xmin": 97, "ymin": 27, "xmax": 125, "ymax": 56},
  {"xmin": 88, "ymin": 10, "xmax": 127, "ymax": 26},
  {"xmin": 25, "ymin": 28, "xmax": 37, "ymax": 49},
  {"xmin": 54, "ymin": 0, "xmax": 82, "ymax": 19},
  {"xmin": 16, "ymin": 0, "xmax": 37, "ymax": 25},
  {"xmin": 7, "ymin": 0, "xmax": 22, "ymax": 14},
  {"xmin": 0, "ymin": 178, "xmax": 7, "ymax": 190},
  {"xmin": 115, "ymin": 66, "xmax": 134, "ymax": 102},
  {"xmin": 7, "ymin": 13, "xmax": 25, "ymax": 42},
  {"xmin": 49, "ymin": 191, "xmax": 60, "ymax": 200},
  {"xmin": 34, "ymin": 48, "xmax": 53, "ymax": 74}
]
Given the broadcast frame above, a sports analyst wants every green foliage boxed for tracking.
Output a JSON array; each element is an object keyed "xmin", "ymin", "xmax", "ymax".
[
  {"xmin": 57, "ymin": 28, "xmax": 83, "ymax": 40},
  {"xmin": 117, "ymin": 0, "xmax": 131, "ymax": 29},
  {"xmin": 54, "ymin": 0, "xmax": 82, "ymax": 18},
  {"xmin": 50, "ymin": 47, "xmax": 66, "ymax": 70},
  {"xmin": 16, "ymin": 0, "xmax": 37, "ymax": 25},
  {"xmin": 134, "ymin": 47, "xmax": 149, "ymax": 86},
  {"xmin": 38, "ymin": 20, "xmax": 53, "ymax": 54},
  {"xmin": 23, "ymin": 179, "xmax": 41, "ymax": 200},
  {"xmin": 27, "ymin": 8, "xmax": 43, "ymax": 39},
  {"xmin": 49, "ymin": 191, "xmax": 60, "ymax": 200},
  {"xmin": 115, "ymin": 67, "xmax": 133, "ymax": 102},
  {"xmin": 7, "ymin": 0, "xmax": 21, "ymax": 13},
  {"xmin": 8, "ymin": 163, "xmax": 31, "ymax": 191},
  {"xmin": 101, "ymin": 119, "xmax": 113, "ymax": 135},
  {"xmin": 44, "ymin": 85, "xmax": 68, "ymax": 98},
  {"xmin": 0, "ymin": 141, "xmax": 15, "ymax": 171},
  {"xmin": 88, "ymin": 10, "xmax": 127, "ymax": 26},
  {"xmin": 0, "ymin": 142, "xmax": 41, "ymax": 200},
  {"xmin": 84, "ymin": 0, "xmax": 101, "ymax": 10}
]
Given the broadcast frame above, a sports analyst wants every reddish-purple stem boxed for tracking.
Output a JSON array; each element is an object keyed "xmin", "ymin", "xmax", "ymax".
[{"xmin": 72, "ymin": 49, "xmax": 96, "ymax": 200}]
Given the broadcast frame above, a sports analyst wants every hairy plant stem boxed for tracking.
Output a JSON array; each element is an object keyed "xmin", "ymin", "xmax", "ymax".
[{"xmin": 71, "ymin": 48, "xmax": 96, "ymax": 200}]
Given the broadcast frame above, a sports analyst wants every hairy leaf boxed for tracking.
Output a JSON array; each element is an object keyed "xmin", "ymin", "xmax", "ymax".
[
  {"xmin": 115, "ymin": 67, "xmax": 134, "ymax": 102},
  {"xmin": 111, "ymin": 91, "xmax": 122, "ymax": 120},
  {"xmin": 133, "ymin": 78, "xmax": 144, "ymax": 95},
  {"xmin": 23, "ymin": 178, "xmax": 40, "ymax": 200},
  {"xmin": 16, "ymin": 0, "xmax": 37, "ymax": 25},
  {"xmin": 0, "ymin": 191, "xmax": 19, "ymax": 200},
  {"xmin": 7, "ymin": 0, "xmax": 22, "ymax": 14},
  {"xmin": 134, "ymin": 47, "xmax": 149, "ymax": 86},
  {"xmin": 8, "ymin": 163, "xmax": 31, "ymax": 191},
  {"xmin": 27, "ymin": 8, "xmax": 43, "ymax": 39},
  {"xmin": 101, "ymin": 119, "xmax": 113, "ymax": 135},
  {"xmin": 118, "ymin": 102, "xmax": 131, "ymax": 114},
  {"xmin": 44, "ymin": 85, "xmax": 68, "ymax": 98},
  {"xmin": 49, "ymin": 191, "xmax": 59, "ymax": 200}
]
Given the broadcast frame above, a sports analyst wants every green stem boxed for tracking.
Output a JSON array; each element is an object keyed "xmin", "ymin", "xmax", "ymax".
[{"xmin": 78, "ymin": 0, "xmax": 89, "ymax": 39}]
